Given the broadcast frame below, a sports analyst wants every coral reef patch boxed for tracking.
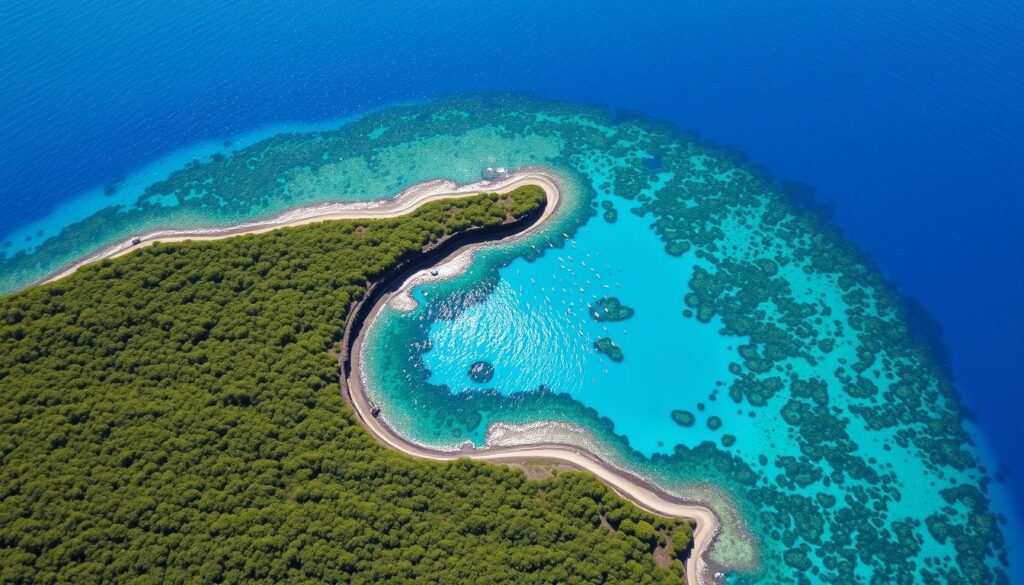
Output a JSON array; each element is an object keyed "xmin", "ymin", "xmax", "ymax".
[
  {"xmin": 468, "ymin": 361, "xmax": 495, "ymax": 384},
  {"xmin": 589, "ymin": 296, "xmax": 635, "ymax": 322},
  {"xmin": 671, "ymin": 409, "xmax": 696, "ymax": 428},
  {"xmin": 593, "ymin": 337, "xmax": 624, "ymax": 362}
]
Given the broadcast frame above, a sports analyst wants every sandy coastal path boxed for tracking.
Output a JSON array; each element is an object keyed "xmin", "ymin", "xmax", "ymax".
[{"xmin": 39, "ymin": 169, "xmax": 720, "ymax": 584}]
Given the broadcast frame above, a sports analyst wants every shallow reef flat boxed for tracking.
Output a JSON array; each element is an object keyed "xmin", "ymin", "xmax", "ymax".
[{"xmin": 4, "ymin": 95, "xmax": 1013, "ymax": 583}]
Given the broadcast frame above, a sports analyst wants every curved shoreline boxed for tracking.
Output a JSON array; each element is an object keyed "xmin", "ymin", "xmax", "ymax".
[
  {"xmin": 38, "ymin": 172, "xmax": 555, "ymax": 287},
  {"xmin": 341, "ymin": 171, "xmax": 721, "ymax": 585}
]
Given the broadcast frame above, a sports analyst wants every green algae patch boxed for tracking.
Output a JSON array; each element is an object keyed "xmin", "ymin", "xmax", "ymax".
[
  {"xmin": 589, "ymin": 296, "xmax": 635, "ymax": 322},
  {"xmin": 594, "ymin": 337, "xmax": 624, "ymax": 362},
  {"xmin": 467, "ymin": 361, "xmax": 495, "ymax": 383},
  {"xmin": 671, "ymin": 410, "xmax": 696, "ymax": 427},
  {"xmin": 706, "ymin": 416, "xmax": 723, "ymax": 431}
]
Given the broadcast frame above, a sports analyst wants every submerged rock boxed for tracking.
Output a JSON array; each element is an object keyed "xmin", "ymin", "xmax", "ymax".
[
  {"xmin": 467, "ymin": 361, "xmax": 495, "ymax": 383},
  {"xmin": 589, "ymin": 296, "xmax": 635, "ymax": 322},
  {"xmin": 593, "ymin": 337, "xmax": 624, "ymax": 362}
]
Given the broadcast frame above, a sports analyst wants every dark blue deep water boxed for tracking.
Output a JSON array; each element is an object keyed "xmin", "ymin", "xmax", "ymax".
[{"xmin": 3, "ymin": 0, "xmax": 1022, "ymax": 550}]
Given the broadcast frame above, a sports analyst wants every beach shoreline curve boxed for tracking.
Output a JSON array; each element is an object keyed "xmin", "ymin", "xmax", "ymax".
[
  {"xmin": 38, "ymin": 172, "xmax": 548, "ymax": 287},
  {"xmin": 341, "ymin": 170, "xmax": 722, "ymax": 585}
]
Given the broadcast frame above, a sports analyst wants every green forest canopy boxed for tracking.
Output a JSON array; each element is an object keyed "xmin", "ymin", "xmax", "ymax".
[{"xmin": 0, "ymin": 187, "xmax": 695, "ymax": 584}]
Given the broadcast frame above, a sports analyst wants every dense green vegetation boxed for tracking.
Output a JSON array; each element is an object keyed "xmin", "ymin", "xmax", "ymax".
[{"xmin": 0, "ymin": 188, "xmax": 694, "ymax": 584}]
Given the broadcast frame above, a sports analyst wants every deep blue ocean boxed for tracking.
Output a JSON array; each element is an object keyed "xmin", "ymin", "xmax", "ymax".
[{"xmin": 3, "ymin": 0, "xmax": 1022, "ymax": 532}]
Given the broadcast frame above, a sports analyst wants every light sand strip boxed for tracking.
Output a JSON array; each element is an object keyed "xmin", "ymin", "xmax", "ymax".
[{"xmin": 40, "ymin": 171, "xmax": 560, "ymax": 286}]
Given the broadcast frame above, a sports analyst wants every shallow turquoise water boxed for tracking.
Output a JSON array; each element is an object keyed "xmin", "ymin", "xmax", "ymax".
[
  {"xmin": 2, "ymin": 96, "xmax": 1017, "ymax": 583},
  {"xmin": 422, "ymin": 199, "xmax": 741, "ymax": 457}
]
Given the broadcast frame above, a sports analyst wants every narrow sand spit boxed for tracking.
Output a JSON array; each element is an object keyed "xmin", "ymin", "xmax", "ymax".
[
  {"xmin": 40, "ymin": 169, "xmax": 722, "ymax": 584},
  {"xmin": 40, "ymin": 171, "xmax": 559, "ymax": 285}
]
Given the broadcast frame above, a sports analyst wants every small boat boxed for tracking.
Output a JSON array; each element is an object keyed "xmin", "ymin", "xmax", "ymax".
[{"xmin": 130, "ymin": 236, "xmax": 142, "ymax": 245}]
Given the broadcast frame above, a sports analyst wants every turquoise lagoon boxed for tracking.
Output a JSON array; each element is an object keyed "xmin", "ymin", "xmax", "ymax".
[
  {"xmin": 416, "ymin": 195, "xmax": 742, "ymax": 457},
  {"xmin": 2, "ymin": 96, "xmax": 1015, "ymax": 583}
]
